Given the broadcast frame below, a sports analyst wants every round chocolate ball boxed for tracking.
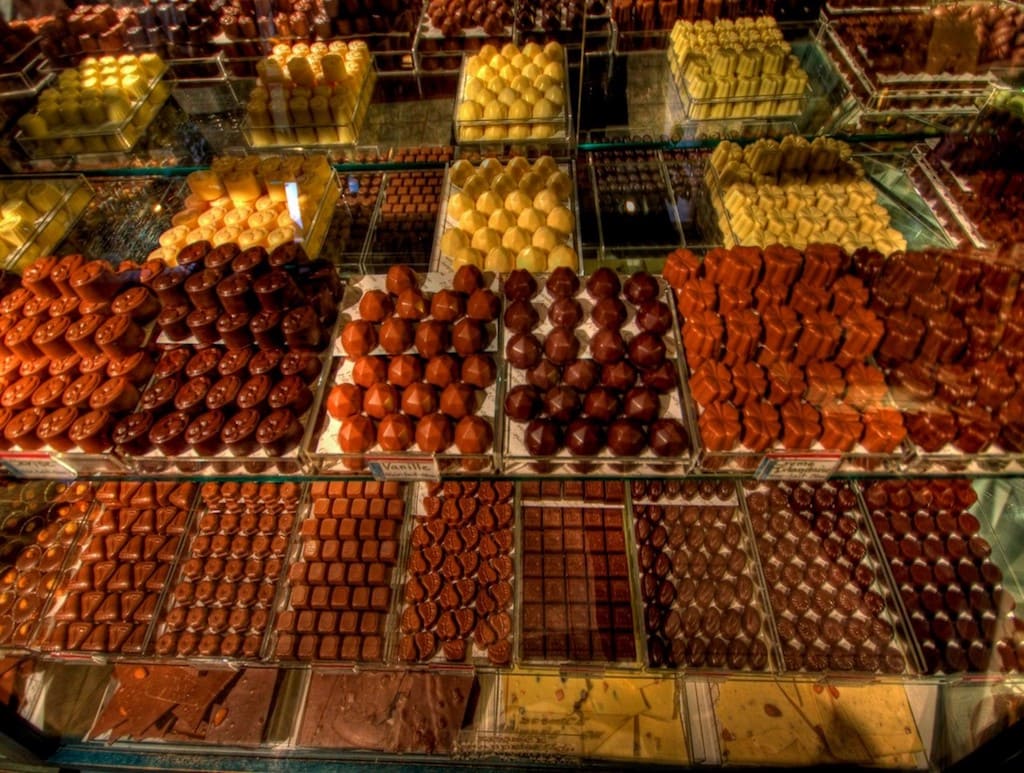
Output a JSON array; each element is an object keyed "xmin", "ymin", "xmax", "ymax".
[
  {"xmin": 506, "ymin": 332, "xmax": 543, "ymax": 370},
  {"xmin": 467, "ymin": 289, "xmax": 500, "ymax": 321},
  {"xmin": 583, "ymin": 387, "xmax": 620, "ymax": 422},
  {"xmin": 637, "ymin": 299, "xmax": 673, "ymax": 334},
  {"xmin": 527, "ymin": 359, "xmax": 561, "ymax": 391},
  {"xmin": 395, "ymin": 288, "xmax": 429, "ymax": 320},
  {"xmin": 425, "ymin": 354, "xmax": 462, "ymax": 388},
  {"xmin": 386, "ymin": 265, "xmax": 418, "ymax": 296},
  {"xmin": 544, "ymin": 327, "xmax": 580, "ymax": 365},
  {"xmin": 586, "ymin": 267, "xmax": 621, "ymax": 299},
  {"xmin": 545, "ymin": 385, "xmax": 581, "ymax": 423},
  {"xmin": 565, "ymin": 418, "xmax": 604, "ymax": 456},
  {"xmin": 592, "ymin": 297, "xmax": 627, "ymax": 329},
  {"xmin": 327, "ymin": 383, "xmax": 362, "ymax": 420},
  {"xmin": 416, "ymin": 412, "xmax": 453, "ymax": 453},
  {"xmin": 452, "ymin": 318, "xmax": 487, "ymax": 356},
  {"xmin": 338, "ymin": 414, "xmax": 376, "ymax": 453},
  {"xmin": 379, "ymin": 317, "xmax": 414, "ymax": 355},
  {"xmin": 641, "ymin": 361, "xmax": 677, "ymax": 393},
  {"xmin": 341, "ymin": 320, "xmax": 378, "ymax": 358},
  {"xmin": 650, "ymin": 418, "xmax": 689, "ymax": 457},
  {"xmin": 352, "ymin": 356, "xmax": 388, "ymax": 388},
  {"xmin": 503, "ymin": 269, "xmax": 537, "ymax": 301},
  {"xmin": 503, "ymin": 299, "xmax": 539, "ymax": 333},
  {"xmin": 358, "ymin": 290, "xmax": 393, "ymax": 322},
  {"xmin": 549, "ymin": 297, "xmax": 583, "ymax": 328},
  {"xmin": 607, "ymin": 418, "xmax": 646, "ymax": 456},
  {"xmin": 364, "ymin": 382, "xmax": 400, "ymax": 419},
  {"xmin": 629, "ymin": 331, "xmax": 667, "ymax": 370},
  {"xmin": 430, "ymin": 289, "xmax": 464, "ymax": 322},
  {"xmin": 623, "ymin": 386, "xmax": 661, "ymax": 423},
  {"xmin": 454, "ymin": 415, "xmax": 492, "ymax": 454},
  {"xmin": 453, "ymin": 264, "xmax": 485, "ymax": 295},
  {"xmin": 440, "ymin": 382, "xmax": 477, "ymax": 419},
  {"xmin": 388, "ymin": 354, "xmax": 423, "ymax": 388},
  {"xmin": 601, "ymin": 360, "xmax": 637, "ymax": 392},
  {"xmin": 401, "ymin": 382, "xmax": 438, "ymax": 418},
  {"xmin": 461, "ymin": 353, "xmax": 496, "ymax": 388},
  {"xmin": 415, "ymin": 320, "xmax": 450, "ymax": 358},
  {"xmin": 505, "ymin": 384, "xmax": 541, "ymax": 422},
  {"xmin": 589, "ymin": 329, "xmax": 626, "ymax": 364},
  {"xmin": 563, "ymin": 359, "xmax": 599, "ymax": 391},
  {"xmin": 378, "ymin": 413, "xmax": 415, "ymax": 451},
  {"xmin": 525, "ymin": 418, "xmax": 561, "ymax": 456},
  {"xmin": 624, "ymin": 271, "xmax": 659, "ymax": 305},
  {"xmin": 545, "ymin": 266, "xmax": 580, "ymax": 298}
]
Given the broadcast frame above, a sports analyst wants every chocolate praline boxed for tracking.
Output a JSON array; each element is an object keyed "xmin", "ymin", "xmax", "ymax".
[
  {"xmin": 637, "ymin": 300, "xmax": 673, "ymax": 335},
  {"xmin": 379, "ymin": 317, "xmax": 414, "ymax": 355},
  {"xmin": 590, "ymin": 329, "xmax": 626, "ymax": 364},
  {"xmin": 563, "ymin": 359, "xmax": 599, "ymax": 391},
  {"xmin": 364, "ymin": 382, "xmax": 400, "ymax": 419},
  {"xmin": 502, "ymin": 269, "xmax": 537, "ymax": 301},
  {"xmin": 352, "ymin": 356, "xmax": 388, "ymax": 388},
  {"xmin": 378, "ymin": 413, "xmax": 415, "ymax": 451},
  {"xmin": 505, "ymin": 384, "xmax": 541, "ymax": 421},
  {"xmin": 452, "ymin": 318, "xmax": 487, "ymax": 356},
  {"xmin": 545, "ymin": 267, "xmax": 580, "ymax": 298},
  {"xmin": 385, "ymin": 354, "xmax": 420, "ymax": 388},
  {"xmin": 415, "ymin": 320, "xmax": 450, "ymax": 359},
  {"xmin": 386, "ymin": 265, "xmax": 418, "ymax": 296},
  {"xmin": 583, "ymin": 387, "xmax": 620, "ymax": 422},
  {"xmin": 467, "ymin": 289, "xmax": 500, "ymax": 322},
  {"xmin": 425, "ymin": 354, "xmax": 461, "ymax": 388},
  {"xmin": 431, "ymin": 289, "xmax": 465, "ymax": 322},
  {"xmin": 401, "ymin": 382, "xmax": 437, "ymax": 417},
  {"xmin": 544, "ymin": 385, "xmax": 581, "ymax": 423},
  {"xmin": 440, "ymin": 382, "xmax": 477, "ymax": 419},
  {"xmin": 544, "ymin": 327, "xmax": 579, "ymax": 365},
  {"xmin": 462, "ymin": 354, "xmax": 497, "ymax": 388},
  {"xmin": 624, "ymin": 271, "xmax": 659, "ymax": 306},
  {"xmin": 503, "ymin": 299, "xmax": 539, "ymax": 333},
  {"xmin": 452, "ymin": 264, "xmax": 484, "ymax": 295},
  {"xmin": 396, "ymin": 288, "xmax": 429, "ymax": 321},
  {"xmin": 642, "ymin": 361, "xmax": 677, "ymax": 393},
  {"xmin": 525, "ymin": 418, "xmax": 561, "ymax": 456},
  {"xmin": 549, "ymin": 297, "xmax": 583, "ymax": 328},
  {"xmin": 454, "ymin": 415, "xmax": 492, "ymax": 454},
  {"xmin": 506, "ymin": 332, "xmax": 543, "ymax": 370},
  {"xmin": 565, "ymin": 418, "xmax": 604, "ymax": 456},
  {"xmin": 607, "ymin": 418, "xmax": 647, "ymax": 456},
  {"xmin": 650, "ymin": 418, "xmax": 689, "ymax": 457},
  {"xmin": 623, "ymin": 386, "xmax": 661, "ymax": 423},
  {"xmin": 341, "ymin": 320, "xmax": 378, "ymax": 358},
  {"xmin": 629, "ymin": 331, "xmax": 667, "ymax": 370},
  {"xmin": 527, "ymin": 359, "xmax": 561, "ymax": 390},
  {"xmin": 416, "ymin": 412, "xmax": 453, "ymax": 453},
  {"xmin": 337, "ymin": 414, "xmax": 376, "ymax": 453},
  {"xmin": 592, "ymin": 297, "xmax": 627, "ymax": 329},
  {"xmin": 586, "ymin": 267, "xmax": 621, "ymax": 299},
  {"xmin": 358, "ymin": 290, "xmax": 393, "ymax": 322},
  {"xmin": 601, "ymin": 360, "xmax": 637, "ymax": 392},
  {"xmin": 327, "ymin": 383, "xmax": 363, "ymax": 419}
]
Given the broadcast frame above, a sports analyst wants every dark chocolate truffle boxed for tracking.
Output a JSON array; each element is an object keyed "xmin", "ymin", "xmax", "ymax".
[
  {"xmin": 590, "ymin": 329, "xmax": 626, "ymax": 364},
  {"xmin": 526, "ymin": 359, "xmax": 561, "ymax": 391},
  {"xmin": 506, "ymin": 332, "xmax": 543, "ymax": 370},
  {"xmin": 586, "ymin": 267, "xmax": 621, "ymax": 299},
  {"xmin": 503, "ymin": 269, "xmax": 537, "ymax": 301},
  {"xmin": 592, "ymin": 297, "xmax": 627, "ymax": 329},
  {"xmin": 504, "ymin": 384, "xmax": 540, "ymax": 422},
  {"xmin": 650, "ymin": 418, "xmax": 689, "ymax": 457},
  {"xmin": 525, "ymin": 418, "xmax": 561, "ymax": 455},
  {"xmin": 544, "ymin": 327, "xmax": 580, "ymax": 365},
  {"xmin": 624, "ymin": 271, "xmax": 659, "ymax": 305},
  {"xmin": 545, "ymin": 267, "xmax": 580, "ymax": 298},
  {"xmin": 607, "ymin": 418, "xmax": 646, "ymax": 456},
  {"xmin": 503, "ymin": 299, "xmax": 539, "ymax": 333},
  {"xmin": 549, "ymin": 297, "xmax": 583, "ymax": 328},
  {"xmin": 565, "ymin": 418, "xmax": 604, "ymax": 456}
]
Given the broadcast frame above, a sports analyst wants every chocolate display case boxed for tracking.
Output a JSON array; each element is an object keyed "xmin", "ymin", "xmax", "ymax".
[{"xmin": 0, "ymin": 175, "xmax": 94, "ymax": 275}]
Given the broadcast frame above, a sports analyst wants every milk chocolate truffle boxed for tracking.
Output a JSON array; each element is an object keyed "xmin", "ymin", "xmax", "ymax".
[
  {"xmin": 502, "ymin": 269, "xmax": 537, "ymax": 301},
  {"xmin": 327, "ymin": 383, "xmax": 363, "ymax": 420},
  {"xmin": 462, "ymin": 354, "xmax": 497, "ymax": 388},
  {"xmin": 401, "ymin": 382, "xmax": 438, "ymax": 418},
  {"xmin": 416, "ymin": 412, "xmax": 453, "ymax": 453},
  {"xmin": 549, "ymin": 297, "xmax": 583, "ymax": 328},
  {"xmin": 467, "ymin": 289, "xmax": 500, "ymax": 322},
  {"xmin": 650, "ymin": 419, "xmax": 689, "ymax": 457},
  {"xmin": 607, "ymin": 418, "xmax": 646, "ymax": 456},
  {"xmin": 546, "ymin": 267, "xmax": 580, "ymax": 298},
  {"xmin": 593, "ymin": 297, "xmax": 627, "ymax": 329},
  {"xmin": 453, "ymin": 264, "xmax": 485, "ymax": 295},
  {"xmin": 506, "ymin": 332, "xmax": 543, "ymax": 369},
  {"xmin": 378, "ymin": 413, "xmax": 415, "ymax": 451},
  {"xmin": 590, "ymin": 329, "xmax": 626, "ymax": 364},
  {"xmin": 379, "ymin": 317, "xmax": 414, "ymax": 355},
  {"xmin": 624, "ymin": 386, "xmax": 661, "ymax": 423},
  {"xmin": 426, "ymin": 355, "xmax": 462, "ymax": 388},
  {"xmin": 431, "ymin": 289, "xmax": 465, "ymax": 322},
  {"xmin": 352, "ymin": 356, "xmax": 388, "ymax": 388},
  {"xmin": 338, "ymin": 414, "xmax": 376, "ymax": 453},
  {"xmin": 341, "ymin": 320, "xmax": 378, "ymax": 358},
  {"xmin": 629, "ymin": 331, "xmax": 667, "ymax": 370},
  {"xmin": 415, "ymin": 320, "xmax": 450, "ymax": 359},
  {"xmin": 386, "ymin": 265, "xmax": 418, "ymax": 296},
  {"xmin": 452, "ymin": 318, "xmax": 487, "ymax": 356},
  {"xmin": 641, "ymin": 361, "xmax": 677, "ymax": 393},
  {"xmin": 527, "ymin": 359, "xmax": 561, "ymax": 390},
  {"xmin": 505, "ymin": 384, "xmax": 541, "ymax": 421},
  {"xmin": 503, "ymin": 299, "xmax": 539, "ymax": 333},
  {"xmin": 565, "ymin": 418, "xmax": 603, "ymax": 456},
  {"xmin": 441, "ymin": 383, "xmax": 477, "ymax": 419},
  {"xmin": 358, "ymin": 290, "xmax": 393, "ymax": 322},
  {"xmin": 383, "ymin": 355, "xmax": 419, "ymax": 388},
  {"xmin": 586, "ymin": 267, "xmax": 621, "ymax": 299},
  {"xmin": 544, "ymin": 327, "xmax": 579, "ymax": 365},
  {"xmin": 563, "ymin": 359, "xmax": 599, "ymax": 391},
  {"xmin": 582, "ymin": 387, "xmax": 619, "ymax": 423},
  {"xmin": 601, "ymin": 361, "xmax": 637, "ymax": 392},
  {"xmin": 544, "ymin": 385, "xmax": 581, "ymax": 423},
  {"xmin": 454, "ymin": 415, "xmax": 492, "ymax": 453},
  {"xmin": 637, "ymin": 300, "xmax": 673, "ymax": 335},
  {"xmin": 364, "ymin": 383, "xmax": 400, "ymax": 419},
  {"xmin": 525, "ymin": 418, "xmax": 561, "ymax": 455},
  {"xmin": 396, "ymin": 289, "xmax": 429, "ymax": 321},
  {"xmin": 624, "ymin": 271, "xmax": 659, "ymax": 306}
]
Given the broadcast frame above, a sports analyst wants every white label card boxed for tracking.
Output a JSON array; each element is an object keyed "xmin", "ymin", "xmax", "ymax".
[
  {"xmin": 755, "ymin": 452, "xmax": 841, "ymax": 481},
  {"xmin": 0, "ymin": 452, "xmax": 77, "ymax": 480},
  {"xmin": 368, "ymin": 456, "xmax": 441, "ymax": 482}
]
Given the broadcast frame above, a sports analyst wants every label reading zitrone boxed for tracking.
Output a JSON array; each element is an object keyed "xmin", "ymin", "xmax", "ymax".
[
  {"xmin": 755, "ymin": 453, "xmax": 841, "ymax": 481},
  {"xmin": 368, "ymin": 456, "xmax": 441, "ymax": 481},
  {"xmin": 0, "ymin": 452, "xmax": 76, "ymax": 480}
]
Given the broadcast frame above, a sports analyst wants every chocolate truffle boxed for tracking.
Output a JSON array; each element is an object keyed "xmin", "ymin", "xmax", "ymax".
[
  {"xmin": 430, "ymin": 289, "xmax": 464, "ymax": 322},
  {"xmin": 416, "ymin": 413, "xmax": 453, "ymax": 453},
  {"xmin": 396, "ymin": 289, "xmax": 429, "ymax": 320},
  {"xmin": 502, "ymin": 269, "xmax": 537, "ymax": 301},
  {"xmin": 607, "ymin": 418, "xmax": 646, "ymax": 456},
  {"xmin": 462, "ymin": 354, "xmax": 497, "ymax": 388},
  {"xmin": 624, "ymin": 271, "xmax": 659, "ymax": 306},
  {"xmin": 593, "ymin": 297, "xmax": 627, "ymax": 329},
  {"xmin": 378, "ymin": 413, "xmax": 415, "ymax": 451},
  {"xmin": 352, "ymin": 356, "xmax": 388, "ymax": 388},
  {"xmin": 583, "ymin": 387, "xmax": 620, "ymax": 422},
  {"xmin": 364, "ymin": 383, "xmax": 400, "ymax": 419},
  {"xmin": 453, "ymin": 264, "xmax": 484, "ymax": 295},
  {"xmin": 525, "ymin": 418, "xmax": 561, "ymax": 456},
  {"xmin": 641, "ymin": 361, "xmax": 677, "ymax": 393},
  {"xmin": 629, "ymin": 331, "xmax": 667, "ymax": 370},
  {"xmin": 452, "ymin": 318, "xmax": 487, "ymax": 356},
  {"xmin": 454, "ymin": 415, "xmax": 492, "ymax": 454},
  {"xmin": 425, "ymin": 355, "xmax": 461, "ymax": 388},
  {"xmin": 503, "ymin": 299, "xmax": 539, "ymax": 333},
  {"xmin": 358, "ymin": 290, "xmax": 393, "ymax": 322},
  {"xmin": 544, "ymin": 385, "xmax": 581, "ymax": 423},
  {"xmin": 637, "ymin": 300, "xmax": 673, "ymax": 335},
  {"xmin": 341, "ymin": 320, "xmax": 378, "ymax": 358},
  {"xmin": 467, "ymin": 289, "xmax": 500, "ymax": 322},
  {"xmin": 601, "ymin": 361, "xmax": 637, "ymax": 393},
  {"xmin": 415, "ymin": 320, "xmax": 450, "ymax": 358},
  {"xmin": 506, "ymin": 332, "xmax": 543, "ymax": 369},
  {"xmin": 441, "ymin": 383, "xmax": 477, "ymax": 419},
  {"xmin": 388, "ymin": 354, "xmax": 423, "ymax": 388},
  {"xmin": 402, "ymin": 382, "xmax": 437, "ymax": 418},
  {"xmin": 386, "ymin": 265, "xmax": 418, "ymax": 296},
  {"xmin": 338, "ymin": 415, "xmax": 376, "ymax": 453},
  {"xmin": 624, "ymin": 387, "xmax": 661, "ymax": 423},
  {"xmin": 563, "ymin": 359, "xmax": 599, "ymax": 391},
  {"xmin": 327, "ymin": 383, "xmax": 363, "ymax": 420},
  {"xmin": 549, "ymin": 297, "xmax": 583, "ymax": 328},
  {"xmin": 544, "ymin": 327, "xmax": 580, "ymax": 365},
  {"xmin": 379, "ymin": 318, "xmax": 414, "ymax": 355},
  {"xmin": 649, "ymin": 419, "xmax": 689, "ymax": 457},
  {"xmin": 590, "ymin": 329, "xmax": 626, "ymax": 364},
  {"xmin": 526, "ymin": 359, "xmax": 561, "ymax": 391},
  {"xmin": 505, "ymin": 385, "xmax": 541, "ymax": 421},
  {"xmin": 586, "ymin": 267, "xmax": 621, "ymax": 299},
  {"xmin": 565, "ymin": 418, "xmax": 603, "ymax": 456},
  {"xmin": 545, "ymin": 267, "xmax": 580, "ymax": 298}
]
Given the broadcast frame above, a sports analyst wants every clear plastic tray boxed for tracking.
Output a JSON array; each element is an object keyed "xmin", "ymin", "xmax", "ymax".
[
  {"xmin": 669, "ymin": 55, "xmax": 809, "ymax": 122},
  {"xmin": 0, "ymin": 175, "xmax": 95, "ymax": 274}
]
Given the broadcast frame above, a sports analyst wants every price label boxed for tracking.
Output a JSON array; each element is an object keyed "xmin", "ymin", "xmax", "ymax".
[
  {"xmin": 0, "ymin": 452, "xmax": 76, "ymax": 480},
  {"xmin": 755, "ymin": 452, "xmax": 841, "ymax": 482},
  {"xmin": 368, "ymin": 456, "xmax": 441, "ymax": 481}
]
